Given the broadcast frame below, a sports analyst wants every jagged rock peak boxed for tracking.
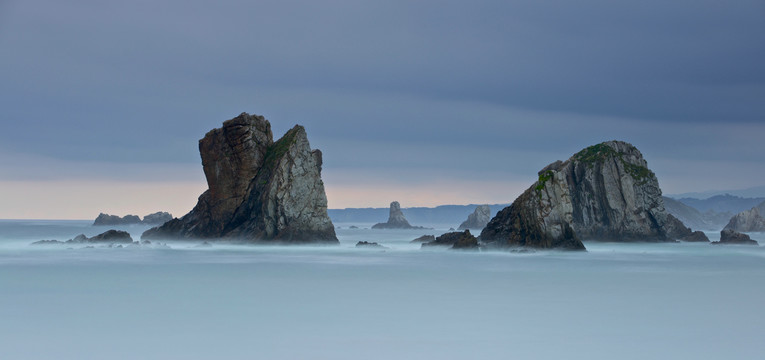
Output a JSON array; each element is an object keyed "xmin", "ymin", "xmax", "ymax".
[
  {"xmin": 142, "ymin": 112, "xmax": 337, "ymax": 243},
  {"xmin": 724, "ymin": 207, "xmax": 765, "ymax": 232},
  {"xmin": 481, "ymin": 140, "xmax": 696, "ymax": 250},
  {"xmin": 458, "ymin": 205, "xmax": 491, "ymax": 230},
  {"xmin": 371, "ymin": 201, "xmax": 425, "ymax": 229}
]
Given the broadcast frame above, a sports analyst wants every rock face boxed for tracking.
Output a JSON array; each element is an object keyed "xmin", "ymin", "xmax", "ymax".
[
  {"xmin": 458, "ymin": 205, "xmax": 491, "ymax": 230},
  {"xmin": 372, "ymin": 201, "xmax": 424, "ymax": 229},
  {"xmin": 714, "ymin": 229, "xmax": 758, "ymax": 245},
  {"xmin": 724, "ymin": 207, "xmax": 765, "ymax": 233},
  {"xmin": 481, "ymin": 141, "xmax": 697, "ymax": 250},
  {"xmin": 142, "ymin": 211, "xmax": 173, "ymax": 225},
  {"xmin": 142, "ymin": 113, "xmax": 337, "ymax": 243}
]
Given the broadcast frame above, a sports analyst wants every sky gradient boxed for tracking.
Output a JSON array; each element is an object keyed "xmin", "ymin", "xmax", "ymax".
[{"xmin": 1, "ymin": 0, "xmax": 764, "ymax": 219}]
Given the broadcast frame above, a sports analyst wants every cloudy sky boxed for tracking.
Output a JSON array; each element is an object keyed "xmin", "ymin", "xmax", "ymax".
[{"xmin": 1, "ymin": 0, "xmax": 764, "ymax": 219}]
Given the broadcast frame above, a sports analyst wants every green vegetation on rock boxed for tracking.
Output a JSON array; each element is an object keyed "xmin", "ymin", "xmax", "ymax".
[{"xmin": 574, "ymin": 143, "xmax": 654, "ymax": 183}]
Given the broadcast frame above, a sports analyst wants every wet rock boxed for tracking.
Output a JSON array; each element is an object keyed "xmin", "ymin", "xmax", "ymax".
[
  {"xmin": 422, "ymin": 230, "xmax": 477, "ymax": 249},
  {"xmin": 665, "ymin": 214, "xmax": 710, "ymax": 242}
]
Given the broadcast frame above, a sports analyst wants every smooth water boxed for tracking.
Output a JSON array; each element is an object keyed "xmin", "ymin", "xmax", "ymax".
[{"xmin": 1, "ymin": 220, "xmax": 764, "ymax": 360}]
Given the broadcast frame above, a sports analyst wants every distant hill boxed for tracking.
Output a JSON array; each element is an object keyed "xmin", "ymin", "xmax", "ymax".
[
  {"xmin": 676, "ymin": 194, "xmax": 765, "ymax": 214},
  {"xmin": 328, "ymin": 204, "xmax": 509, "ymax": 227},
  {"xmin": 667, "ymin": 185, "xmax": 765, "ymax": 200},
  {"xmin": 662, "ymin": 197, "xmax": 732, "ymax": 231}
]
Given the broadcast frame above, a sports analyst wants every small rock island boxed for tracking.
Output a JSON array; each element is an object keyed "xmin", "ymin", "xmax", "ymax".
[
  {"xmin": 480, "ymin": 141, "xmax": 706, "ymax": 250},
  {"xmin": 371, "ymin": 201, "xmax": 426, "ymax": 229},
  {"xmin": 142, "ymin": 112, "xmax": 337, "ymax": 244}
]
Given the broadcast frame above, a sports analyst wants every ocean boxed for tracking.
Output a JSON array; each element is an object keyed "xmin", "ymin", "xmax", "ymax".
[{"xmin": 1, "ymin": 220, "xmax": 764, "ymax": 360}]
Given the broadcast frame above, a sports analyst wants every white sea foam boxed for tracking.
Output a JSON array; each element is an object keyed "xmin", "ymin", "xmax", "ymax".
[{"xmin": 1, "ymin": 220, "xmax": 764, "ymax": 359}]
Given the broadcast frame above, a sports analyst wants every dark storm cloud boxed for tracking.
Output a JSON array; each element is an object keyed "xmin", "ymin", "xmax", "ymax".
[{"xmin": 0, "ymin": 0, "xmax": 763, "ymax": 182}]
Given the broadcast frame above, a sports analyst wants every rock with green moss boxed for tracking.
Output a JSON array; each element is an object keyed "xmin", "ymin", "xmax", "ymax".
[
  {"xmin": 481, "ymin": 140, "xmax": 702, "ymax": 249},
  {"xmin": 142, "ymin": 112, "xmax": 337, "ymax": 244}
]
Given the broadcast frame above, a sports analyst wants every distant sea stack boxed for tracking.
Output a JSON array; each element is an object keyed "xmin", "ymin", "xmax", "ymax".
[
  {"xmin": 93, "ymin": 212, "xmax": 173, "ymax": 226},
  {"xmin": 481, "ymin": 141, "xmax": 703, "ymax": 250},
  {"xmin": 371, "ymin": 201, "xmax": 425, "ymax": 229},
  {"xmin": 457, "ymin": 205, "xmax": 491, "ymax": 230},
  {"xmin": 142, "ymin": 112, "xmax": 337, "ymax": 243},
  {"xmin": 714, "ymin": 229, "xmax": 758, "ymax": 246},
  {"xmin": 723, "ymin": 206, "xmax": 765, "ymax": 233}
]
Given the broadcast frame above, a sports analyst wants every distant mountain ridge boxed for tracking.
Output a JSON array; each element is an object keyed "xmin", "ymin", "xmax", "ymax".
[
  {"xmin": 328, "ymin": 204, "xmax": 508, "ymax": 226},
  {"xmin": 662, "ymin": 197, "xmax": 731, "ymax": 231},
  {"xmin": 676, "ymin": 194, "xmax": 765, "ymax": 213},
  {"xmin": 667, "ymin": 186, "xmax": 765, "ymax": 200}
]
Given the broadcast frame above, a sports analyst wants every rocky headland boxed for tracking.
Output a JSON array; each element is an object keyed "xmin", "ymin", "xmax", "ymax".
[
  {"xmin": 141, "ymin": 112, "xmax": 337, "ymax": 244},
  {"xmin": 480, "ymin": 141, "xmax": 705, "ymax": 250},
  {"xmin": 457, "ymin": 205, "xmax": 491, "ymax": 230},
  {"xmin": 372, "ymin": 201, "xmax": 426, "ymax": 229}
]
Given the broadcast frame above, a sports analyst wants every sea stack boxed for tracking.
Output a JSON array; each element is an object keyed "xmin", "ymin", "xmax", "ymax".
[
  {"xmin": 457, "ymin": 205, "xmax": 491, "ymax": 230},
  {"xmin": 481, "ymin": 140, "xmax": 702, "ymax": 250},
  {"xmin": 372, "ymin": 201, "xmax": 423, "ymax": 229},
  {"xmin": 723, "ymin": 207, "xmax": 765, "ymax": 233},
  {"xmin": 142, "ymin": 112, "xmax": 337, "ymax": 243}
]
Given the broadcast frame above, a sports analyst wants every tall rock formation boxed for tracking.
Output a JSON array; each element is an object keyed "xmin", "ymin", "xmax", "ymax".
[
  {"xmin": 481, "ymin": 141, "xmax": 700, "ymax": 250},
  {"xmin": 458, "ymin": 205, "xmax": 491, "ymax": 230},
  {"xmin": 723, "ymin": 207, "xmax": 765, "ymax": 232},
  {"xmin": 372, "ymin": 201, "xmax": 424, "ymax": 229},
  {"xmin": 142, "ymin": 112, "xmax": 337, "ymax": 243}
]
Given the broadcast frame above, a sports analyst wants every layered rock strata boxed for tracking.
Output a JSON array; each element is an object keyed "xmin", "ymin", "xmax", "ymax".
[
  {"xmin": 142, "ymin": 113, "xmax": 337, "ymax": 243},
  {"xmin": 481, "ymin": 141, "xmax": 703, "ymax": 250},
  {"xmin": 457, "ymin": 205, "xmax": 491, "ymax": 230}
]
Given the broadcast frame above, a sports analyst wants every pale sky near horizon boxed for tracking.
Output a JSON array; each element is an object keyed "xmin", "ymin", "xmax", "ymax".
[{"xmin": 1, "ymin": 0, "xmax": 764, "ymax": 219}]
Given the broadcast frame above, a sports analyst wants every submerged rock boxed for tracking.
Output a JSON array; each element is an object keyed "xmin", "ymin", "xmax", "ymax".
[
  {"xmin": 458, "ymin": 205, "xmax": 491, "ymax": 230},
  {"xmin": 141, "ymin": 113, "xmax": 337, "ymax": 244},
  {"xmin": 714, "ymin": 229, "xmax": 758, "ymax": 245},
  {"xmin": 410, "ymin": 235, "xmax": 436, "ymax": 243},
  {"xmin": 723, "ymin": 207, "xmax": 765, "ymax": 233},
  {"xmin": 33, "ymin": 230, "xmax": 133, "ymax": 246},
  {"xmin": 355, "ymin": 241, "xmax": 388, "ymax": 249},
  {"xmin": 372, "ymin": 201, "xmax": 425, "ymax": 229},
  {"xmin": 481, "ymin": 141, "xmax": 697, "ymax": 250}
]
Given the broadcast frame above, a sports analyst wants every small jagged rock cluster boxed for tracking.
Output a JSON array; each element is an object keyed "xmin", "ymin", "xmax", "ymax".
[
  {"xmin": 481, "ymin": 141, "xmax": 706, "ymax": 250},
  {"xmin": 422, "ymin": 230, "xmax": 478, "ymax": 249},
  {"xmin": 142, "ymin": 112, "xmax": 337, "ymax": 243},
  {"xmin": 93, "ymin": 212, "xmax": 173, "ymax": 226},
  {"xmin": 32, "ymin": 230, "xmax": 133, "ymax": 245},
  {"xmin": 457, "ymin": 205, "xmax": 491, "ymax": 230},
  {"xmin": 714, "ymin": 229, "xmax": 758, "ymax": 245},
  {"xmin": 355, "ymin": 241, "xmax": 388, "ymax": 249},
  {"xmin": 724, "ymin": 207, "xmax": 765, "ymax": 233},
  {"xmin": 664, "ymin": 214, "xmax": 710, "ymax": 242},
  {"xmin": 372, "ymin": 201, "xmax": 425, "ymax": 229}
]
